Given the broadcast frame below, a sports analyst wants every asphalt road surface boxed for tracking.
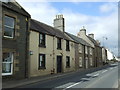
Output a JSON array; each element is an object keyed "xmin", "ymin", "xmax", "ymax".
[{"xmin": 19, "ymin": 63, "xmax": 119, "ymax": 89}]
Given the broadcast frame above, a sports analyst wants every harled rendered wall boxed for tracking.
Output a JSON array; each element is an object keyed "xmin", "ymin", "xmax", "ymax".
[{"xmin": 29, "ymin": 30, "xmax": 76, "ymax": 77}]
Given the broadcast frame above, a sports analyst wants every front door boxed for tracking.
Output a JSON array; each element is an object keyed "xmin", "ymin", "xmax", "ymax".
[{"xmin": 57, "ymin": 56, "xmax": 62, "ymax": 73}]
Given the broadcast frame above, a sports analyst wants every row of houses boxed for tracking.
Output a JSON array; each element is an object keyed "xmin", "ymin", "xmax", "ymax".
[{"xmin": 2, "ymin": 1, "xmax": 108, "ymax": 81}]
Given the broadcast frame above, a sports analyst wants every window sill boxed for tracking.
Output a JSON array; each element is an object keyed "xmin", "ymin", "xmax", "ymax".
[
  {"xmin": 38, "ymin": 67, "xmax": 46, "ymax": 70},
  {"xmin": 57, "ymin": 48, "xmax": 62, "ymax": 50},
  {"xmin": 39, "ymin": 44, "xmax": 46, "ymax": 48},
  {"xmin": 2, "ymin": 73, "xmax": 12, "ymax": 76},
  {"xmin": 66, "ymin": 66, "xmax": 70, "ymax": 68},
  {"xmin": 66, "ymin": 49, "xmax": 70, "ymax": 51},
  {"xmin": 3, "ymin": 36, "xmax": 16, "ymax": 40}
]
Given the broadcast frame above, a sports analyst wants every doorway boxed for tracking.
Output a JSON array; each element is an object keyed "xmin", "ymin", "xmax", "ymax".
[{"xmin": 57, "ymin": 56, "xmax": 62, "ymax": 73}]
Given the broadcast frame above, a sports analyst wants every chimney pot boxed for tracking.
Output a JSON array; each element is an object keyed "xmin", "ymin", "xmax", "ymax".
[{"xmin": 54, "ymin": 14, "xmax": 65, "ymax": 32}]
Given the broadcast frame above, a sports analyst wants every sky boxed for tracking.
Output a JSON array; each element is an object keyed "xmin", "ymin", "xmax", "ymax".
[{"xmin": 16, "ymin": 0, "xmax": 118, "ymax": 56}]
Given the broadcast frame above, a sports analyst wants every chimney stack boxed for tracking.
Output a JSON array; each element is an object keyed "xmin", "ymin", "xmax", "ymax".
[
  {"xmin": 96, "ymin": 40, "xmax": 101, "ymax": 46},
  {"xmin": 77, "ymin": 27, "xmax": 86, "ymax": 37},
  {"xmin": 88, "ymin": 33, "xmax": 94, "ymax": 39},
  {"xmin": 54, "ymin": 14, "xmax": 65, "ymax": 32}
]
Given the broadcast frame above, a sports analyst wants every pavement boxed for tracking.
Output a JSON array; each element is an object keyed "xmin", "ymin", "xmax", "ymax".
[{"xmin": 2, "ymin": 63, "xmax": 118, "ymax": 89}]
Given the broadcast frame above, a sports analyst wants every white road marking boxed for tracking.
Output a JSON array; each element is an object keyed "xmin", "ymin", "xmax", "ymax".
[
  {"xmin": 63, "ymin": 81, "xmax": 83, "ymax": 90},
  {"xmin": 86, "ymin": 74, "xmax": 92, "ymax": 76},
  {"xmin": 81, "ymin": 78, "xmax": 90, "ymax": 81},
  {"xmin": 55, "ymin": 83, "xmax": 74, "ymax": 88},
  {"xmin": 93, "ymin": 73, "xmax": 99, "ymax": 76},
  {"xmin": 102, "ymin": 70, "xmax": 108, "ymax": 73}
]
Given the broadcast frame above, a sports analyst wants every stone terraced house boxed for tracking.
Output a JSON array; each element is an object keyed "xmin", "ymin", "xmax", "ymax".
[
  {"xmin": 2, "ymin": 1, "xmax": 30, "ymax": 80},
  {"xmin": 1, "ymin": 0, "xmax": 107, "ymax": 80},
  {"xmin": 29, "ymin": 16, "xmax": 76, "ymax": 77}
]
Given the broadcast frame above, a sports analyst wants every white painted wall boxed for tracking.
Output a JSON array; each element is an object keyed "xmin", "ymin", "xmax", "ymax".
[{"xmin": 106, "ymin": 49, "xmax": 114, "ymax": 60}]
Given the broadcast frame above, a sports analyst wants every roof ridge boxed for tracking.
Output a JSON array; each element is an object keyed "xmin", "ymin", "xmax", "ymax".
[{"xmin": 31, "ymin": 19, "xmax": 64, "ymax": 34}]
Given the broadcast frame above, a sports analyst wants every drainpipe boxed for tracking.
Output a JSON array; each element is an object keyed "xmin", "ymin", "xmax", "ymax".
[
  {"xmin": 25, "ymin": 17, "xmax": 30, "ymax": 78},
  {"xmin": 51, "ymin": 36, "xmax": 55, "ymax": 74}
]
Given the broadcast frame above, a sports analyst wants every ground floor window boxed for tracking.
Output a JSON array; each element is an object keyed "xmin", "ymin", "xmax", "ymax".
[
  {"xmin": 39, "ymin": 54, "xmax": 46, "ymax": 69},
  {"xmin": 90, "ymin": 58, "xmax": 93, "ymax": 66},
  {"xmin": 66, "ymin": 56, "xmax": 70, "ymax": 68},
  {"xmin": 79, "ymin": 57, "xmax": 82, "ymax": 67},
  {"xmin": 2, "ymin": 52, "xmax": 13, "ymax": 76}
]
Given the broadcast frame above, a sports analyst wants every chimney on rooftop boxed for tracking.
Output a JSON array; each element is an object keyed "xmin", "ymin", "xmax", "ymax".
[
  {"xmin": 53, "ymin": 14, "xmax": 65, "ymax": 32},
  {"xmin": 77, "ymin": 26, "xmax": 86, "ymax": 37},
  {"xmin": 96, "ymin": 40, "xmax": 101, "ymax": 46},
  {"xmin": 88, "ymin": 33, "xmax": 94, "ymax": 39}
]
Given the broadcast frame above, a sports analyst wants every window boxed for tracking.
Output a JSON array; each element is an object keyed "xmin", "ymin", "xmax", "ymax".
[
  {"xmin": 90, "ymin": 48, "xmax": 93, "ymax": 55},
  {"xmin": 66, "ymin": 56, "xmax": 70, "ymax": 68},
  {"xmin": 66, "ymin": 40, "xmax": 70, "ymax": 51},
  {"xmin": 57, "ymin": 38, "xmax": 62, "ymax": 49},
  {"xmin": 2, "ymin": 52, "xmax": 13, "ymax": 76},
  {"xmin": 79, "ymin": 44, "xmax": 82, "ymax": 53},
  {"xmin": 85, "ymin": 46, "xmax": 88, "ymax": 54},
  {"xmin": 39, "ymin": 54, "xmax": 46, "ymax": 69},
  {"xmin": 4, "ymin": 16, "xmax": 15, "ymax": 38},
  {"xmin": 39, "ymin": 33, "xmax": 45, "ymax": 47},
  {"xmin": 79, "ymin": 57, "xmax": 82, "ymax": 67},
  {"xmin": 90, "ymin": 58, "xmax": 93, "ymax": 66}
]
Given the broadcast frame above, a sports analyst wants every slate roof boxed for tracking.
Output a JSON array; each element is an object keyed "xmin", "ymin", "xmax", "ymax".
[
  {"xmin": 87, "ymin": 36, "xmax": 99, "ymax": 46},
  {"xmin": 2, "ymin": 2, "xmax": 30, "ymax": 17},
  {"xmin": 66, "ymin": 32, "xmax": 91, "ymax": 47},
  {"xmin": 30, "ymin": 19, "xmax": 71, "ymax": 41}
]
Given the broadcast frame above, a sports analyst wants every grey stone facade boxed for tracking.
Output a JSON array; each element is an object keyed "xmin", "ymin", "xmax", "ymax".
[{"xmin": 2, "ymin": 2, "xmax": 30, "ymax": 80}]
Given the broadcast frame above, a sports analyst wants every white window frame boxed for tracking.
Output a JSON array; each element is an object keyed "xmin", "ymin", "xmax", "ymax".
[
  {"xmin": 4, "ymin": 16, "xmax": 15, "ymax": 38},
  {"xmin": 2, "ymin": 52, "xmax": 13, "ymax": 76}
]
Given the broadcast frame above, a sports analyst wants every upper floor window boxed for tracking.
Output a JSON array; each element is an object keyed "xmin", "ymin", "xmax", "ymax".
[
  {"xmin": 79, "ymin": 44, "xmax": 82, "ymax": 53},
  {"xmin": 57, "ymin": 38, "xmax": 62, "ymax": 50},
  {"xmin": 90, "ymin": 47, "xmax": 93, "ymax": 55},
  {"xmin": 4, "ymin": 16, "xmax": 15, "ymax": 38},
  {"xmin": 85, "ymin": 46, "xmax": 88, "ymax": 54},
  {"xmin": 39, "ymin": 54, "xmax": 46, "ymax": 69},
  {"xmin": 66, "ymin": 40, "xmax": 70, "ymax": 51},
  {"xmin": 39, "ymin": 33, "xmax": 46, "ymax": 47},
  {"xmin": 66, "ymin": 56, "xmax": 70, "ymax": 68}
]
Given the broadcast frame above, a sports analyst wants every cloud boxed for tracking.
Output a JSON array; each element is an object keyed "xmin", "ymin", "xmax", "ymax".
[
  {"xmin": 99, "ymin": 2, "xmax": 117, "ymax": 13},
  {"xmin": 16, "ymin": 0, "xmax": 119, "ymax": 2},
  {"xmin": 17, "ymin": 1, "xmax": 59, "ymax": 25},
  {"xmin": 60, "ymin": 3, "xmax": 118, "ymax": 56},
  {"xmin": 17, "ymin": 1, "xmax": 118, "ymax": 56}
]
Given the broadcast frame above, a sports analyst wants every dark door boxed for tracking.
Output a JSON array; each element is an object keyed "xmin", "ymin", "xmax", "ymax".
[{"xmin": 57, "ymin": 56, "xmax": 62, "ymax": 73}]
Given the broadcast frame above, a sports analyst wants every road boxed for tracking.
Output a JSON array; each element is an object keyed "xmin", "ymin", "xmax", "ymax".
[{"xmin": 19, "ymin": 63, "xmax": 119, "ymax": 89}]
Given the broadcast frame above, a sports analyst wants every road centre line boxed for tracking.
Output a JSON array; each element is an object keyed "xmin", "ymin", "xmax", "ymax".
[
  {"xmin": 93, "ymin": 73, "xmax": 99, "ymax": 76},
  {"xmin": 102, "ymin": 70, "xmax": 108, "ymax": 73},
  {"xmin": 63, "ymin": 81, "xmax": 83, "ymax": 90}
]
